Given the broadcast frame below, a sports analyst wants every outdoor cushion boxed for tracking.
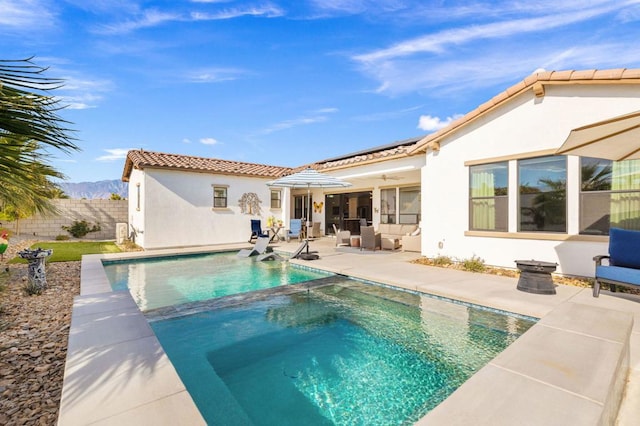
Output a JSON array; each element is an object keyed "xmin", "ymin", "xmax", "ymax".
[
  {"xmin": 608, "ymin": 228, "xmax": 640, "ymax": 269},
  {"xmin": 596, "ymin": 265, "xmax": 640, "ymax": 287}
]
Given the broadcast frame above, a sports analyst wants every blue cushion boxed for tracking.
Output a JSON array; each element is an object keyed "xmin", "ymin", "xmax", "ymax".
[
  {"xmin": 608, "ymin": 228, "xmax": 640, "ymax": 269},
  {"xmin": 596, "ymin": 265, "xmax": 640, "ymax": 286}
]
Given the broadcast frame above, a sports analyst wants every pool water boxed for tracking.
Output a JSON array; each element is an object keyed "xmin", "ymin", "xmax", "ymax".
[
  {"xmin": 151, "ymin": 279, "xmax": 536, "ymax": 425},
  {"xmin": 103, "ymin": 252, "xmax": 332, "ymax": 311}
]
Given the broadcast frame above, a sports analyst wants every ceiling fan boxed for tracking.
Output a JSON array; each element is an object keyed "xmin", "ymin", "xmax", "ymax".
[{"xmin": 380, "ymin": 174, "xmax": 404, "ymax": 181}]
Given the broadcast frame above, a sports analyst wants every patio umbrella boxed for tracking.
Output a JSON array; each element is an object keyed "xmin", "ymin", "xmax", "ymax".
[
  {"xmin": 267, "ymin": 167, "xmax": 351, "ymax": 258},
  {"xmin": 555, "ymin": 110, "xmax": 640, "ymax": 160}
]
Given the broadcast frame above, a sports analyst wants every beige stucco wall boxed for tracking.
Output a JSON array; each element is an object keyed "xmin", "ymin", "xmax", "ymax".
[{"xmin": 1, "ymin": 199, "xmax": 128, "ymax": 240}]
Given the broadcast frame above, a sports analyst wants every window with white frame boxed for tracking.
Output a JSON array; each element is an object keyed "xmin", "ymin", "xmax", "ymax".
[
  {"xmin": 213, "ymin": 186, "xmax": 228, "ymax": 208},
  {"xmin": 469, "ymin": 162, "xmax": 508, "ymax": 231},
  {"xmin": 580, "ymin": 157, "xmax": 640, "ymax": 235},
  {"xmin": 270, "ymin": 190, "xmax": 282, "ymax": 209}
]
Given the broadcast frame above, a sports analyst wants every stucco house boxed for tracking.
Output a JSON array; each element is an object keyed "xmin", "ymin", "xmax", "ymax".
[
  {"xmin": 122, "ymin": 67, "xmax": 640, "ymax": 278},
  {"xmin": 121, "ymin": 137, "xmax": 424, "ymax": 250}
]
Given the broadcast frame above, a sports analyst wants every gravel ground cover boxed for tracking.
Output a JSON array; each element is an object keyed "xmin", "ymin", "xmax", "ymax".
[{"xmin": 0, "ymin": 238, "xmax": 79, "ymax": 426}]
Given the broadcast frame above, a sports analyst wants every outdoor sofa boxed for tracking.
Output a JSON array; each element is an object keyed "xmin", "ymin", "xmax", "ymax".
[{"xmin": 377, "ymin": 223, "xmax": 419, "ymax": 250}]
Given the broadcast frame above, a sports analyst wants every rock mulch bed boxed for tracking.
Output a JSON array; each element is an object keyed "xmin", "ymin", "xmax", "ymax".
[{"xmin": 0, "ymin": 239, "xmax": 80, "ymax": 426}]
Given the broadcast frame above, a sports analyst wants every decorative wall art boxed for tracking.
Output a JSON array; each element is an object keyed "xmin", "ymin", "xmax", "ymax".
[
  {"xmin": 313, "ymin": 201, "xmax": 323, "ymax": 213},
  {"xmin": 238, "ymin": 193, "xmax": 262, "ymax": 215}
]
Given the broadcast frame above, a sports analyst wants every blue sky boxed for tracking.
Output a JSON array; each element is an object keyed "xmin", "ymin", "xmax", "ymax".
[{"xmin": 3, "ymin": 0, "xmax": 640, "ymax": 183}]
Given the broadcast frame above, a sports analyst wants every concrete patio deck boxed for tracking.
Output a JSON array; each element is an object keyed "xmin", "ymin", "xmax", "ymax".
[{"xmin": 57, "ymin": 237, "xmax": 640, "ymax": 425}]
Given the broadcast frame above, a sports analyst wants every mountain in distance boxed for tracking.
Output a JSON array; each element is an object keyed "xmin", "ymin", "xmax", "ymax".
[{"xmin": 58, "ymin": 179, "xmax": 128, "ymax": 200}]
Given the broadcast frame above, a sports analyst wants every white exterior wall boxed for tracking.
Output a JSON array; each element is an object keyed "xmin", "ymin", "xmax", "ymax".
[
  {"xmin": 128, "ymin": 168, "xmax": 285, "ymax": 249},
  {"xmin": 421, "ymin": 84, "xmax": 640, "ymax": 277}
]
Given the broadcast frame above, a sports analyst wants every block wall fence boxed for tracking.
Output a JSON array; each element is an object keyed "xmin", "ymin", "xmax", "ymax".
[{"xmin": 0, "ymin": 199, "xmax": 128, "ymax": 240}]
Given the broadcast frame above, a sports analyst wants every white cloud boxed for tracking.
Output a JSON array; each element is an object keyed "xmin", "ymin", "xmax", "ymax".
[
  {"xmin": 97, "ymin": 9, "xmax": 183, "ymax": 34},
  {"xmin": 186, "ymin": 67, "xmax": 247, "ymax": 83},
  {"xmin": 191, "ymin": 5, "xmax": 284, "ymax": 20},
  {"xmin": 200, "ymin": 138, "xmax": 219, "ymax": 145},
  {"xmin": 182, "ymin": 138, "xmax": 192, "ymax": 144},
  {"xmin": 57, "ymin": 74, "xmax": 113, "ymax": 110},
  {"xmin": 96, "ymin": 148, "xmax": 132, "ymax": 162},
  {"xmin": 0, "ymin": 0, "xmax": 56, "ymax": 29},
  {"xmin": 417, "ymin": 114, "xmax": 462, "ymax": 132},
  {"xmin": 260, "ymin": 108, "xmax": 338, "ymax": 134}
]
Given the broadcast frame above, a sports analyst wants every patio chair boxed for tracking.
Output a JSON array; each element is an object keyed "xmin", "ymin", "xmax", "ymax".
[
  {"xmin": 332, "ymin": 223, "xmax": 351, "ymax": 247},
  {"xmin": 360, "ymin": 226, "xmax": 381, "ymax": 251},
  {"xmin": 287, "ymin": 219, "xmax": 303, "ymax": 241},
  {"xmin": 593, "ymin": 227, "xmax": 640, "ymax": 297},
  {"xmin": 248, "ymin": 219, "xmax": 269, "ymax": 243},
  {"xmin": 237, "ymin": 236, "xmax": 271, "ymax": 258},
  {"xmin": 257, "ymin": 240, "xmax": 312, "ymax": 261},
  {"xmin": 307, "ymin": 222, "xmax": 321, "ymax": 239}
]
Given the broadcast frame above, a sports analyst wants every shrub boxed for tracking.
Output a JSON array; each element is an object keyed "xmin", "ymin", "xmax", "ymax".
[
  {"xmin": 461, "ymin": 255, "xmax": 486, "ymax": 273},
  {"xmin": 62, "ymin": 220, "xmax": 101, "ymax": 238},
  {"xmin": 432, "ymin": 255, "xmax": 453, "ymax": 266},
  {"xmin": 55, "ymin": 234, "xmax": 70, "ymax": 241}
]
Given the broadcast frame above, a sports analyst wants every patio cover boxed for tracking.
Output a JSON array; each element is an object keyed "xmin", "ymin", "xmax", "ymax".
[{"xmin": 556, "ymin": 110, "xmax": 640, "ymax": 160}]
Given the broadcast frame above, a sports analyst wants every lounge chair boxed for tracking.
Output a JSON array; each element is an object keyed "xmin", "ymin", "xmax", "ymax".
[
  {"xmin": 332, "ymin": 223, "xmax": 351, "ymax": 247},
  {"xmin": 248, "ymin": 219, "xmax": 269, "ymax": 243},
  {"xmin": 257, "ymin": 240, "xmax": 310, "ymax": 261},
  {"xmin": 287, "ymin": 219, "xmax": 303, "ymax": 242},
  {"xmin": 593, "ymin": 227, "xmax": 640, "ymax": 297},
  {"xmin": 360, "ymin": 226, "xmax": 381, "ymax": 251},
  {"xmin": 237, "ymin": 236, "xmax": 271, "ymax": 258}
]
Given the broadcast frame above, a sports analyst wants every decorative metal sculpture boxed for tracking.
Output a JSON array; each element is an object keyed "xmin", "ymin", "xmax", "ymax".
[
  {"xmin": 18, "ymin": 248, "xmax": 53, "ymax": 291},
  {"xmin": 238, "ymin": 192, "xmax": 262, "ymax": 215}
]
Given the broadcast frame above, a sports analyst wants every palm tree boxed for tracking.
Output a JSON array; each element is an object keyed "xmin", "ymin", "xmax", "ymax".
[{"xmin": 0, "ymin": 58, "xmax": 78, "ymax": 216}]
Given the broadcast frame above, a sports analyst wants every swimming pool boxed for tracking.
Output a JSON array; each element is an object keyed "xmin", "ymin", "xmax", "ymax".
[
  {"xmin": 150, "ymin": 277, "xmax": 536, "ymax": 425},
  {"xmin": 103, "ymin": 252, "xmax": 333, "ymax": 311}
]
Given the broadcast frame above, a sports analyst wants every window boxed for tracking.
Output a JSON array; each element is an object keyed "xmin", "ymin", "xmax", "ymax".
[
  {"xmin": 469, "ymin": 162, "xmax": 508, "ymax": 231},
  {"xmin": 213, "ymin": 186, "xmax": 227, "ymax": 208},
  {"xmin": 580, "ymin": 157, "xmax": 640, "ymax": 234},
  {"xmin": 294, "ymin": 195, "xmax": 311, "ymax": 220},
  {"xmin": 380, "ymin": 188, "xmax": 396, "ymax": 224},
  {"xmin": 399, "ymin": 186, "xmax": 421, "ymax": 224},
  {"xmin": 518, "ymin": 156, "xmax": 566, "ymax": 232},
  {"xmin": 270, "ymin": 190, "xmax": 281, "ymax": 209}
]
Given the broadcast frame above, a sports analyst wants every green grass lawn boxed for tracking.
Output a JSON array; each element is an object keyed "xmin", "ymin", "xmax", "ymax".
[{"xmin": 9, "ymin": 241, "xmax": 122, "ymax": 263}]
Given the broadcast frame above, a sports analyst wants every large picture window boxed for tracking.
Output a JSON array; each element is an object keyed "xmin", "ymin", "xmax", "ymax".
[
  {"xmin": 469, "ymin": 162, "xmax": 508, "ymax": 231},
  {"xmin": 580, "ymin": 157, "xmax": 640, "ymax": 234},
  {"xmin": 518, "ymin": 156, "xmax": 566, "ymax": 232}
]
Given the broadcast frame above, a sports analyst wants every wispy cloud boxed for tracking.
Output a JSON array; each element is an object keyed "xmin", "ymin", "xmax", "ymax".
[
  {"xmin": 96, "ymin": 3, "xmax": 283, "ymax": 35},
  {"xmin": 0, "ymin": 0, "xmax": 56, "ymax": 30},
  {"xmin": 351, "ymin": 1, "xmax": 640, "ymax": 96},
  {"xmin": 260, "ymin": 108, "xmax": 338, "ymax": 135},
  {"xmin": 354, "ymin": 6, "xmax": 623, "ymax": 64},
  {"xmin": 186, "ymin": 67, "xmax": 248, "ymax": 83},
  {"xmin": 96, "ymin": 148, "xmax": 132, "ymax": 162},
  {"xmin": 96, "ymin": 9, "xmax": 182, "ymax": 34},
  {"xmin": 57, "ymin": 74, "xmax": 114, "ymax": 110},
  {"xmin": 191, "ymin": 4, "xmax": 284, "ymax": 20}
]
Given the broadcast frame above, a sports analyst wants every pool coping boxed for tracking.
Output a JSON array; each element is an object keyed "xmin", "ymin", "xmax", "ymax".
[{"xmin": 57, "ymin": 242, "xmax": 640, "ymax": 425}]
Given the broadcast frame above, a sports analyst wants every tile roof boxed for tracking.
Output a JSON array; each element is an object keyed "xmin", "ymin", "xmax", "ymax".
[
  {"xmin": 408, "ymin": 68, "xmax": 640, "ymax": 154},
  {"xmin": 122, "ymin": 149, "xmax": 294, "ymax": 181}
]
